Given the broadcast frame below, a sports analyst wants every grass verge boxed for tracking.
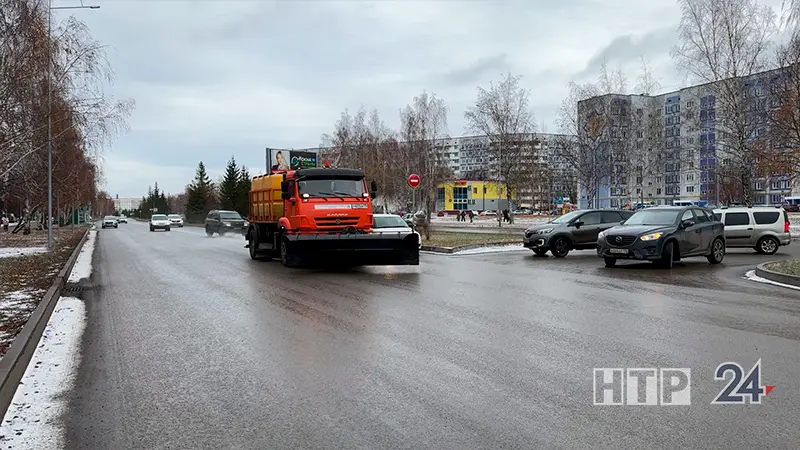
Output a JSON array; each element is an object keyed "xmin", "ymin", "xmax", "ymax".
[
  {"xmin": 764, "ymin": 260, "xmax": 800, "ymax": 276},
  {"xmin": 0, "ymin": 227, "xmax": 87, "ymax": 359},
  {"xmin": 420, "ymin": 231, "xmax": 519, "ymax": 248}
]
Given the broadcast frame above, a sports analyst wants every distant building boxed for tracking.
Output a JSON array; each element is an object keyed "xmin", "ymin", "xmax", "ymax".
[
  {"xmin": 113, "ymin": 196, "xmax": 141, "ymax": 212},
  {"xmin": 435, "ymin": 179, "xmax": 515, "ymax": 211},
  {"xmin": 315, "ymin": 133, "xmax": 577, "ymax": 210}
]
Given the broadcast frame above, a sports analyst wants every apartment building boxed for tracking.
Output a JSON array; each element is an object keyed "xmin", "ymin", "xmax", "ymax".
[{"xmin": 577, "ymin": 68, "xmax": 797, "ymax": 209}]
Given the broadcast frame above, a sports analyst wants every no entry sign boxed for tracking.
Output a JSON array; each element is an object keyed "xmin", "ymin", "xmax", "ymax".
[{"xmin": 407, "ymin": 173, "xmax": 421, "ymax": 189}]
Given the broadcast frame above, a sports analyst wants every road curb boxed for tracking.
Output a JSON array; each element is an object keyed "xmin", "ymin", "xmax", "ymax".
[
  {"xmin": 421, "ymin": 241, "xmax": 520, "ymax": 254},
  {"xmin": 0, "ymin": 226, "xmax": 91, "ymax": 418},
  {"xmin": 755, "ymin": 261, "xmax": 800, "ymax": 287}
]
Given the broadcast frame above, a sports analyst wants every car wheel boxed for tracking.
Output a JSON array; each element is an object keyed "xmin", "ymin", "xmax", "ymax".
[
  {"xmin": 707, "ymin": 237, "xmax": 725, "ymax": 264},
  {"xmin": 550, "ymin": 237, "xmax": 570, "ymax": 258},
  {"xmin": 150, "ymin": 227, "xmax": 154, "ymax": 232},
  {"xmin": 658, "ymin": 241, "xmax": 674, "ymax": 269},
  {"xmin": 604, "ymin": 257, "xmax": 617, "ymax": 267},
  {"xmin": 205, "ymin": 226, "xmax": 213, "ymax": 236},
  {"xmin": 166, "ymin": 227, "xmax": 171, "ymax": 231},
  {"xmin": 755, "ymin": 236, "xmax": 779, "ymax": 255},
  {"xmin": 532, "ymin": 248, "xmax": 548, "ymax": 257}
]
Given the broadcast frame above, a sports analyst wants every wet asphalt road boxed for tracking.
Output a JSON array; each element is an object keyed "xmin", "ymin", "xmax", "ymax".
[{"xmin": 65, "ymin": 221, "xmax": 800, "ymax": 449}]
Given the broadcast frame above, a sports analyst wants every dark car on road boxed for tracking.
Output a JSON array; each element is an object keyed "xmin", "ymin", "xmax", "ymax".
[
  {"xmin": 596, "ymin": 206, "xmax": 726, "ymax": 268},
  {"xmin": 205, "ymin": 210, "xmax": 247, "ymax": 236},
  {"xmin": 523, "ymin": 209, "xmax": 635, "ymax": 257}
]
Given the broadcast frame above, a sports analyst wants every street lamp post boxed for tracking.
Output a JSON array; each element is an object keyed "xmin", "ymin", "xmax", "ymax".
[{"xmin": 47, "ymin": 0, "xmax": 99, "ymax": 250}]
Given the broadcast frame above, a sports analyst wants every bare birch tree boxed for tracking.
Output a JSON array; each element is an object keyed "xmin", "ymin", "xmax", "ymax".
[
  {"xmin": 555, "ymin": 62, "xmax": 628, "ymax": 208},
  {"xmin": 464, "ymin": 73, "xmax": 537, "ymax": 225},
  {"xmin": 399, "ymin": 91, "xmax": 450, "ymax": 239},
  {"xmin": 628, "ymin": 57, "xmax": 665, "ymax": 207},
  {"xmin": 670, "ymin": 0, "xmax": 777, "ymax": 206},
  {"xmin": 764, "ymin": 36, "xmax": 800, "ymax": 182}
]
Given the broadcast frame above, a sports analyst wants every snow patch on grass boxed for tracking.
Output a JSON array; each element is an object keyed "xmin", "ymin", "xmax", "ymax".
[
  {"xmin": 0, "ymin": 247, "xmax": 47, "ymax": 259},
  {"xmin": 0, "ymin": 297, "xmax": 86, "ymax": 448},
  {"xmin": 67, "ymin": 230, "xmax": 96, "ymax": 283},
  {"xmin": 453, "ymin": 244, "xmax": 527, "ymax": 255}
]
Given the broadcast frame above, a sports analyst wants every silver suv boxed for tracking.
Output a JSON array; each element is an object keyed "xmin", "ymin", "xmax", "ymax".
[{"xmin": 712, "ymin": 207, "xmax": 791, "ymax": 255}]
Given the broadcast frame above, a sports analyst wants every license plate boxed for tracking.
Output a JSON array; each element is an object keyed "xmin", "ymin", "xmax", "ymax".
[{"xmin": 609, "ymin": 248, "xmax": 628, "ymax": 254}]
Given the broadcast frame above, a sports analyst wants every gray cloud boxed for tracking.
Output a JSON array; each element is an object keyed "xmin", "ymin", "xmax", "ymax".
[{"xmin": 65, "ymin": 0, "xmax": 753, "ymax": 197}]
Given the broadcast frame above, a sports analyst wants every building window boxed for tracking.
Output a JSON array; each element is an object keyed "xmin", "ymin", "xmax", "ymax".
[
  {"xmin": 657, "ymin": 188, "xmax": 662, "ymax": 195},
  {"xmin": 453, "ymin": 187, "xmax": 468, "ymax": 200},
  {"xmin": 437, "ymin": 188, "xmax": 445, "ymax": 201},
  {"xmin": 473, "ymin": 187, "xmax": 478, "ymax": 194},
  {"xmin": 686, "ymin": 186, "xmax": 695, "ymax": 193},
  {"xmin": 686, "ymin": 173, "xmax": 694, "ymax": 181}
]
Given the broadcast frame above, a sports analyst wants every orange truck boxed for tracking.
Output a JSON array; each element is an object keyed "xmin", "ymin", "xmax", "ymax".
[{"xmin": 244, "ymin": 167, "xmax": 420, "ymax": 267}]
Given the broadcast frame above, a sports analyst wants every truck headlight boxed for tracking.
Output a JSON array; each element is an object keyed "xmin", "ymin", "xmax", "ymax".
[
  {"xmin": 223, "ymin": 221, "xmax": 231, "ymax": 226},
  {"xmin": 639, "ymin": 232, "xmax": 663, "ymax": 241}
]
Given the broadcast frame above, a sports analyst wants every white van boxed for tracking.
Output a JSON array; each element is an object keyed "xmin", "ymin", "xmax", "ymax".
[{"xmin": 712, "ymin": 207, "xmax": 791, "ymax": 254}]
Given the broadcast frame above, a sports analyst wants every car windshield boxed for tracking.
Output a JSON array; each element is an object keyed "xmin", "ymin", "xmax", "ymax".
[
  {"xmin": 550, "ymin": 210, "xmax": 583, "ymax": 224},
  {"xmin": 104, "ymin": 216, "xmax": 115, "ymax": 220},
  {"xmin": 623, "ymin": 209, "xmax": 680, "ymax": 226},
  {"xmin": 168, "ymin": 215, "xmax": 181, "ymax": 219},
  {"xmin": 151, "ymin": 215, "xmax": 167, "ymax": 220},
  {"xmin": 298, "ymin": 178, "xmax": 366, "ymax": 197},
  {"xmin": 219, "ymin": 212, "xmax": 242, "ymax": 220},
  {"xmin": 374, "ymin": 216, "xmax": 409, "ymax": 228}
]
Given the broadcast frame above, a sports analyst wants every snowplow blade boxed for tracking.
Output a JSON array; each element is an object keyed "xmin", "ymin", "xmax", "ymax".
[{"xmin": 286, "ymin": 232, "xmax": 420, "ymax": 266}]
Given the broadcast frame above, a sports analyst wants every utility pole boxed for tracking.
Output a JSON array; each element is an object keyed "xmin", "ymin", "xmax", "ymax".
[{"xmin": 47, "ymin": 0, "xmax": 99, "ymax": 250}]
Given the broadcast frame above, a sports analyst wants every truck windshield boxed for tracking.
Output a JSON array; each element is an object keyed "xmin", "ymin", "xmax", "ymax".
[{"xmin": 298, "ymin": 179, "xmax": 366, "ymax": 197}]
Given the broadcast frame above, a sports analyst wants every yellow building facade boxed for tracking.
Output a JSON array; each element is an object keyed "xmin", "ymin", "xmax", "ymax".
[{"xmin": 436, "ymin": 180, "xmax": 515, "ymax": 211}]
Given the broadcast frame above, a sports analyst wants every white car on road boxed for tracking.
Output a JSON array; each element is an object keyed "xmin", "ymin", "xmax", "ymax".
[
  {"xmin": 150, "ymin": 214, "xmax": 171, "ymax": 232},
  {"xmin": 167, "ymin": 214, "xmax": 184, "ymax": 227},
  {"xmin": 372, "ymin": 214, "xmax": 421, "ymax": 248},
  {"xmin": 101, "ymin": 216, "xmax": 118, "ymax": 229}
]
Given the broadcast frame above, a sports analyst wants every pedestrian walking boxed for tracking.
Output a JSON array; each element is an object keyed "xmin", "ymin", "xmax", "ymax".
[{"xmin": 468, "ymin": 210, "xmax": 474, "ymax": 223}]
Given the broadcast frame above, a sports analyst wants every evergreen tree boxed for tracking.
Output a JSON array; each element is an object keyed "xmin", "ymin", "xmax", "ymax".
[
  {"xmin": 219, "ymin": 156, "xmax": 239, "ymax": 211},
  {"xmin": 235, "ymin": 165, "xmax": 251, "ymax": 216},
  {"xmin": 186, "ymin": 161, "xmax": 214, "ymax": 223}
]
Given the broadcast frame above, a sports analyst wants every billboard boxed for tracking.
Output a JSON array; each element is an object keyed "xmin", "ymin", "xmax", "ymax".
[{"xmin": 267, "ymin": 148, "xmax": 319, "ymax": 172}]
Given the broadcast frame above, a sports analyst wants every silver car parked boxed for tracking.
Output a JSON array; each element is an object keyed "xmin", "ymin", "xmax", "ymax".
[{"xmin": 712, "ymin": 207, "xmax": 791, "ymax": 255}]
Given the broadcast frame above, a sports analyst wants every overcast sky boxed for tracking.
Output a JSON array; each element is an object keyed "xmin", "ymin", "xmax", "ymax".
[{"xmin": 56, "ymin": 0, "xmax": 788, "ymax": 198}]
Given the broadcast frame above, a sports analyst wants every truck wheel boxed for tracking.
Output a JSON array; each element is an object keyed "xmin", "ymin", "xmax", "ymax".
[
  {"xmin": 249, "ymin": 231, "xmax": 260, "ymax": 260},
  {"xmin": 205, "ymin": 226, "xmax": 213, "ymax": 236},
  {"xmin": 280, "ymin": 237, "xmax": 291, "ymax": 267}
]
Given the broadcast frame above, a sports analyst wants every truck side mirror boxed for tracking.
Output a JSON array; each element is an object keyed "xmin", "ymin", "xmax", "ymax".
[
  {"xmin": 281, "ymin": 192, "xmax": 290, "ymax": 200},
  {"xmin": 370, "ymin": 180, "xmax": 377, "ymax": 199}
]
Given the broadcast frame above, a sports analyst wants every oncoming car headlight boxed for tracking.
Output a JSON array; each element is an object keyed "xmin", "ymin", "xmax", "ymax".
[
  {"xmin": 639, "ymin": 232, "xmax": 663, "ymax": 241},
  {"xmin": 537, "ymin": 227, "xmax": 554, "ymax": 234}
]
